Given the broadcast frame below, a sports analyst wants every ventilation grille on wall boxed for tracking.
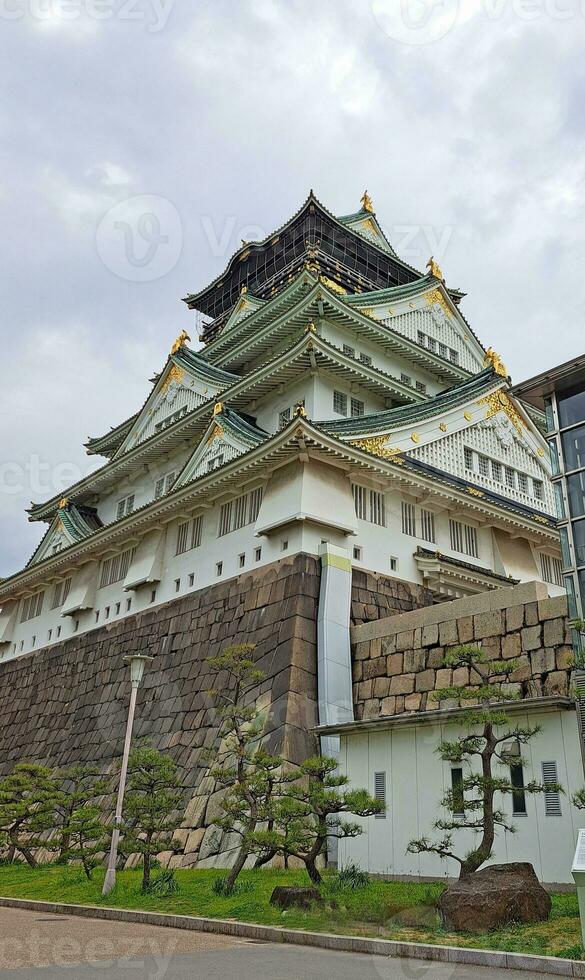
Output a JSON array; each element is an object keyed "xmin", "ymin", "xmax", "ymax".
[
  {"xmin": 374, "ymin": 771, "xmax": 386, "ymax": 819},
  {"xmin": 541, "ymin": 761, "xmax": 562, "ymax": 816}
]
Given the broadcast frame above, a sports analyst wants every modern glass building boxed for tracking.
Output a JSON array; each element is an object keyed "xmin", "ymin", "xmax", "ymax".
[{"xmin": 515, "ymin": 355, "xmax": 585, "ymax": 651}]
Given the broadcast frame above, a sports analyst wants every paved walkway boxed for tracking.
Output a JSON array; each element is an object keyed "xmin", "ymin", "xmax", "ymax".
[{"xmin": 0, "ymin": 906, "xmax": 516, "ymax": 979}]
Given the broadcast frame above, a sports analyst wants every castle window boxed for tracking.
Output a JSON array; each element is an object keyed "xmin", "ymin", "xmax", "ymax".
[
  {"xmin": 417, "ymin": 331, "xmax": 426, "ymax": 346},
  {"xmin": 353, "ymin": 546, "xmax": 362, "ymax": 561},
  {"xmin": 174, "ymin": 579, "xmax": 180, "ymax": 593},
  {"xmin": 278, "ymin": 408, "xmax": 291, "ymax": 428},
  {"xmin": 333, "ymin": 390, "xmax": 347, "ymax": 416},
  {"xmin": 343, "ymin": 344, "xmax": 355, "ymax": 358},
  {"xmin": 207, "ymin": 453, "xmax": 224, "ymax": 473},
  {"xmin": 402, "ymin": 501, "xmax": 416, "ymax": 537},
  {"xmin": 116, "ymin": 494, "xmax": 135, "ymax": 520},
  {"xmin": 478, "ymin": 455, "xmax": 490, "ymax": 477},
  {"xmin": 20, "ymin": 590, "xmax": 45, "ymax": 623},
  {"xmin": 492, "ymin": 461, "xmax": 503, "ymax": 482},
  {"xmin": 234, "ymin": 494, "xmax": 248, "ymax": 530},
  {"xmin": 115, "ymin": 603, "xmax": 120, "ymax": 616},
  {"xmin": 188, "ymin": 573, "xmax": 195, "ymax": 587},
  {"xmin": 249, "ymin": 488, "xmax": 263, "ymax": 523},
  {"xmin": 351, "ymin": 398, "xmax": 365, "ymax": 417},
  {"xmin": 150, "ymin": 589, "xmax": 157, "ymax": 603},
  {"xmin": 541, "ymin": 553, "xmax": 563, "ymax": 588},
  {"xmin": 254, "ymin": 547, "xmax": 262, "ymax": 562},
  {"xmin": 281, "ymin": 540, "xmax": 289, "ymax": 551},
  {"xmin": 359, "ymin": 352, "xmax": 372, "ymax": 367},
  {"xmin": 105, "ymin": 606, "xmax": 110, "ymax": 619},
  {"xmin": 31, "ymin": 636, "xmax": 36, "ymax": 649},
  {"xmin": 126, "ymin": 598, "xmax": 132, "ymax": 612},
  {"xmin": 421, "ymin": 508, "xmax": 436, "ymax": 544},
  {"xmin": 369, "ymin": 490, "xmax": 386, "ymax": 527},
  {"xmin": 427, "ymin": 338, "xmax": 437, "ymax": 353},
  {"xmin": 449, "ymin": 349, "xmax": 459, "ymax": 365},
  {"xmin": 219, "ymin": 501, "xmax": 233, "ymax": 537},
  {"xmin": 51, "ymin": 577, "xmax": 71, "ymax": 610},
  {"xmin": 505, "ymin": 466, "xmax": 516, "ymax": 489},
  {"xmin": 99, "ymin": 547, "xmax": 135, "ymax": 588},
  {"xmin": 415, "ymin": 381, "xmax": 427, "ymax": 394},
  {"xmin": 176, "ymin": 521, "xmax": 190, "ymax": 555},
  {"xmin": 450, "ymin": 519, "xmax": 478, "ymax": 558},
  {"xmin": 239, "ymin": 554, "xmax": 245, "ymax": 568},
  {"xmin": 57, "ymin": 626, "xmax": 61, "ymax": 638},
  {"xmin": 47, "ymin": 629, "xmax": 52, "ymax": 642},
  {"xmin": 216, "ymin": 562, "xmax": 223, "ymax": 576},
  {"xmin": 439, "ymin": 342, "xmax": 448, "ymax": 359},
  {"xmin": 533, "ymin": 479, "xmax": 544, "ymax": 501},
  {"xmin": 390, "ymin": 556, "xmax": 398, "ymax": 571},
  {"xmin": 464, "ymin": 447, "xmax": 474, "ymax": 470},
  {"xmin": 154, "ymin": 471, "xmax": 176, "ymax": 499},
  {"xmin": 352, "ymin": 484, "xmax": 368, "ymax": 521},
  {"xmin": 400, "ymin": 373, "xmax": 411, "ymax": 386},
  {"xmin": 191, "ymin": 515, "xmax": 203, "ymax": 548}
]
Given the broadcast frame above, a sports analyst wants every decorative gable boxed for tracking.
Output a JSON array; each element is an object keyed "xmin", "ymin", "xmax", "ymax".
[
  {"xmin": 28, "ymin": 503, "xmax": 102, "ymax": 566},
  {"xmin": 175, "ymin": 406, "xmax": 267, "ymax": 487}
]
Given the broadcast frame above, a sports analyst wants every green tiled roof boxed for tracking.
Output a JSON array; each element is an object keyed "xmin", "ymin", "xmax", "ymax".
[
  {"xmin": 320, "ymin": 368, "xmax": 500, "ymax": 436},
  {"xmin": 174, "ymin": 346, "xmax": 240, "ymax": 383},
  {"xmin": 215, "ymin": 406, "xmax": 268, "ymax": 447}
]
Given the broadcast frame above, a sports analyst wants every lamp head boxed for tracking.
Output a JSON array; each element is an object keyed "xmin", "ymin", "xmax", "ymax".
[{"xmin": 124, "ymin": 654, "xmax": 154, "ymax": 688}]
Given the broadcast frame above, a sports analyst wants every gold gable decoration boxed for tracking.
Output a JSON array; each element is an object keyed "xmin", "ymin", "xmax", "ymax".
[
  {"xmin": 426, "ymin": 256, "xmax": 443, "ymax": 280},
  {"xmin": 170, "ymin": 330, "xmax": 190, "ymax": 355},
  {"xmin": 351, "ymin": 435, "xmax": 403, "ymax": 463},
  {"xmin": 320, "ymin": 275, "xmax": 347, "ymax": 296},
  {"xmin": 425, "ymin": 288, "xmax": 450, "ymax": 317},
  {"xmin": 360, "ymin": 190, "xmax": 374, "ymax": 213},
  {"xmin": 477, "ymin": 390, "xmax": 526, "ymax": 435},
  {"xmin": 160, "ymin": 363, "xmax": 186, "ymax": 394},
  {"xmin": 206, "ymin": 423, "xmax": 224, "ymax": 444},
  {"xmin": 483, "ymin": 347, "xmax": 509, "ymax": 378}
]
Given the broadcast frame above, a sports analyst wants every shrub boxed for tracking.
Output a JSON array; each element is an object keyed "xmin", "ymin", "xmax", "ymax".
[
  {"xmin": 145, "ymin": 869, "xmax": 179, "ymax": 896},
  {"xmin": 329, "ymin": 862, "xmax": 370, "ymax": 890}
]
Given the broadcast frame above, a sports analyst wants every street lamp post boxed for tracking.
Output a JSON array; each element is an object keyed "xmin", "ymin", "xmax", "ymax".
[{"xmin": 102, "ymin": 654, "xmax": 153, "ymax": 897}]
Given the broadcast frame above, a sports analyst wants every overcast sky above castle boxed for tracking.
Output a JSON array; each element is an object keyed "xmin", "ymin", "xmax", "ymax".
[{"xmin": 1, "ymin": 0, "xmax": 584, "ymax": 574}]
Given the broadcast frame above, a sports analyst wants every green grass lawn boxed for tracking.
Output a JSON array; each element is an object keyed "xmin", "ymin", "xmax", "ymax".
[{"xmin": 0, "ymin": 864, "xmax": 582, "ymax": 961}]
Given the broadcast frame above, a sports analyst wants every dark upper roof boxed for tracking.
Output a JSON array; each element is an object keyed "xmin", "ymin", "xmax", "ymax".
[
  {"xmin": 184, "ymin": 192, "xmax": 424, "ymax": 341},
  {"xmin": 320, "ymin": 367, "xmax": 500, "ymax": 436}
]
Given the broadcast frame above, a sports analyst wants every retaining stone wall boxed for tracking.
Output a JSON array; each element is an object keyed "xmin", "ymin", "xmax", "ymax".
[{"xmin": 351, "ymin": 584, "xmax": 574, "ymax": 720}]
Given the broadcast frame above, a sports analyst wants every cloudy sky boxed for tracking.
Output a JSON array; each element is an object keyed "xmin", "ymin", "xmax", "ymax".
[{"xmin": 1, "ymin": 0, "xmax": 584, "ymax": 575}]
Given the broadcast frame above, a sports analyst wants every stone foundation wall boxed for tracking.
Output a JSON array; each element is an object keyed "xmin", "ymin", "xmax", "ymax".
[
  {"xmin": 0, "ymin": 554, "xmax": 321, "ymax": 868},
  {"xmin": 350, "ymin": 569, "xmax": 432, "ymax": 625},
  {"xmin": 351, "ymin": 582, "xmax": 574, "ymax": 720}
]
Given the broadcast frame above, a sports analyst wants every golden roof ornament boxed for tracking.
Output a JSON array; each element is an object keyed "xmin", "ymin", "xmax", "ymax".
[
  {"xmin": 170, "ymin": 330, "xmax": 191, "ymax": 355},
  {"xmin": 213, "ymin": 402, "xmax": 224, "ymax": 416},
  {"xmin": 293, "ymin": 402, "xmax": 308, "ymax": 418},
  {"xmin": 483, "ymin": 347, "xmax": 508, "ymax": 378},
  {"xmin": 360, "ymin": 190, "xmax": 374, "ymax": 213},
  {"xmin": 58, "ymin": 497, "xmax": 69, "ymax": 509},
  {"xmin": 305, "ymin": 321, "xmax": 317, "ymax": 333},
  {"xmin": 426, "ymin": 256, "xmax": 443, "ymax": 280}
]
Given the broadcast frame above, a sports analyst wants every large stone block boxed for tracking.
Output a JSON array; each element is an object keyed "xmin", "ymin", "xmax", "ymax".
[
  {"xmin": 521, "ymin": 626, "xmax": 542, "ymax": 652},
  {"xmin": 474, "ymin": 610, "xmax": 503, "ymax": 640},
  {"xmin": 390, "ymin": 673, "xmax": 415, "ymax": 695}
]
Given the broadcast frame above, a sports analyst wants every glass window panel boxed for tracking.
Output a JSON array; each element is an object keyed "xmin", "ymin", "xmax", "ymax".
[
  {"xmin": 548, "ymin": 439, "xmax": 560, "ymax": 476},
  {"xmin": 573, "ymin": 520, "xmax": 585, "ymax": 568},
  {"xmin": 560, "ymin": 526, "xmax": 572, "ymax": 568},
  {"xmin": 562, "ymin": 424, "xmax": 585, "ymax": 472},
  {"xmin": 554, "ymin": 482, "xmax": 566, "ymax": 520},
  {"xmin": 544, "ymin": 396, "xmax": 555, "ymax": 433},
  {"xmin": 565, "ymin": 574, "xmax": 578, "ymax": 619},
  {"xmin": 558, "ymin": 385, "xmax": 585, "ymax": 429},
  {"xmin": 578, "ymin": 570, "xmax": 585, "ymax": 616},
  {"xmin": 568, "ymin": 471, "xmax": 585, "ymax": 518}
]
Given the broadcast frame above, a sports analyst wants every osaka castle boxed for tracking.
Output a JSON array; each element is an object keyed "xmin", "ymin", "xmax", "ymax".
[{"xmin": 0, "ymin": 191, "xmax": 563, "ymax": 661}]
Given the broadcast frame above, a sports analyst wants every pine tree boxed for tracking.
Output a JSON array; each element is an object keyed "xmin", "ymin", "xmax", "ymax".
[
  {"xmin": 54, "ymin": 765, "xmax": 109, "ymax": 864},
  {"xmin": 207, "ymin": 643, "xmax": 292, "ymax": 894},
  {"xmin": 120, "ymin": 747, "xmax": 184, "ymax": 893},
  {"xmin": 61, "ymin": 805, "xmax": 107, "ymax": 880},
  {"xmin": 407, "ymin": 644, "xmax": 562, "ymax": 877},
  {"xmin": 0, "ymin": 763, "xmax": 60, "ymax": 867},
  {"xmin": 250, "ymin": 756, "xmax": 384, "ymax": 886}
]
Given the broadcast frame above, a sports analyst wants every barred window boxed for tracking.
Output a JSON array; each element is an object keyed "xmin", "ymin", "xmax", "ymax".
[
  {"xmin": 541, "ymin": 553, "xmax": 563, "ymax": 588},
  {"xmin": 492, "ymin": 461, "xmax": 502, "ymax": 482},
  {"xmin": 417, "ymin": 331, "xmax": 426, "ymax": 346},
  {"xmin": 449, "ymin": 349, "xmax": 459, "ymax": 364},
  {"xmin": 249, "ymin": 487, "xmax": 263, "ymax": 523},
  {"xmin": 351, "ymin": 398, "xmax": 365, "ymax": 418},
  {"xmin": 233, "ymin": 493, "xmax": 248, "ymax": 530},
  {"xmin": 415, "ymin": 380, "xmax": 427, "ymax": 394},
  {"xmin": 352, "ymin": 484, "xmax": 368, "ymax": 521},
  {"xmin": 278, "ymin": 408, "xmax": 291, "ymax": 428},
  {"xmin": 427, "ymin": 337, "xmax": 436, "ymax": 353},
  {"xmin": 176, "ymin": 521, "xmax": 190, "ymax": 555},
  {"xmin": 518, "ymin": 472, "xmax": 528, "ymax": 493},
  {"xmin": 478, "ymin": 455, "xmax": 490, "ymax": 477},
  {"xmin": 99, "ymin": 547, "xmax": 135, "ymax": 589},
  {"xmin": 402, "ymin": 501, "xmax": 417, "ymax": 537},
  {"xmin": 421, "ymin": 508, "xmax": 435, "ymax": 543},
  {"xmin": 369, "ymin": 490, "xmax": 386, "ymax": 527},
  {"xmin": 191, "ymin": 514, "xmax": 203, "ymax": 549},
  {"xmin": 533, "ymin": 479, "xmax": 544, "ymax": 500},
  {"xmin": 333, "ymin": 390, "xmax": 347, "ymax": 416},
  {"xmin": 20, "ymin": 590, "xmax": 45, "ymax": 623},
  {"xmin": 219, "ymin": 501, "xmax": 233, "ymax": 537},
  {"xmin": 400, "ymin": 373, "xmax": 411, "ymax": 386},
  {"xmin": 359, "ymin": 353, "xmax": 372, "ymax": 367},
  {"xmin": 207, "ymin": 453, "xmax": 224, "ymax": 473},
  {"xmin": 343, "ymin": 344, "xmax": 355, "ymax": 358},
  {"xmin": 450, "ymin": 520, "xmax": 478, "ymax": 558},
  {"xmin": 542, "ymin": 761, "xmax": 562, "ymax": 816},
  {"xmin": 50, "ymin": 578, "xmax": 71, "ymax": 610},
  {"xmin": 464, "ymin": 447, "xmax": 474, "ymax": 470},
  {"xmin": 439, "ymin": 342, "xmax": 448, "ymax": 358},
  {"xmin": 505, "ymin": 466, "xmax": 516, "ymax": 489}
]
